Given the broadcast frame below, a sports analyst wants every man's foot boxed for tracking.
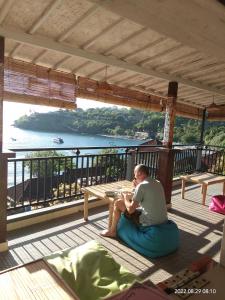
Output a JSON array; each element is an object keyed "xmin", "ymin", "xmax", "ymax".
[{"xmin": 100, "ymin": 229, "xmax": 116, "ymax": 238}]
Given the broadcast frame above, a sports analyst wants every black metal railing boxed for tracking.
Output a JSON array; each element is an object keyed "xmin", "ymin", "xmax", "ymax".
[
  {"xmin": 7, "ymin": 145, "xmax": 162, "ymax": 214},
  {"xmin": 135, "ymin": 150, "xmax": 159, "ymax": 178},
  {"xmin": 7, "ymin": 144, "xmax": 225, "ymax": 214},
  {"xmin": 173, "ymin": 148, "xmax": 198, "ymax": 177},
  {"xmin": 173, "ymin": 145, "xmax": 225, "ymax": 177},
  {"xmin": 201, "ymin": 145, "xmax": 225, "ymax": 175}
]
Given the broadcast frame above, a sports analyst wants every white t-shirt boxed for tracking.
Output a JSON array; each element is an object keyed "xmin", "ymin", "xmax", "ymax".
[{"xmin": 133, "ymin": 177, "xmax": 168, "ymax": 226}]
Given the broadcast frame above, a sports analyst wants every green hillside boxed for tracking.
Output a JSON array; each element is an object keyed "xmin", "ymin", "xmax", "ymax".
[{"xmin": 14, "ymin": 107, "xmax": 225, "ymax": 146}]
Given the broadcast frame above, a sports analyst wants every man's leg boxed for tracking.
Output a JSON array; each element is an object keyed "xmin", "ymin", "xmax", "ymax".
[{"xmin": 100, "ymin": 199, "xmax": 126, "ymax": 237}]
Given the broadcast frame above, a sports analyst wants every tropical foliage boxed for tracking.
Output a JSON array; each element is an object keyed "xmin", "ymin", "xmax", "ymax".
[
  {"xmin": 14, "ymin": 107, "xmax": 225, "ymax": 146},
  {"xmin": 25, "ymin": 150, "xmax": 73, "ymax": 177}
]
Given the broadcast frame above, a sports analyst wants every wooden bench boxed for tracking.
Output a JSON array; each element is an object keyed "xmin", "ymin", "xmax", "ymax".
[{"xmin": 180, "ymin": 172, "xmax": 225, "ymax": 205}]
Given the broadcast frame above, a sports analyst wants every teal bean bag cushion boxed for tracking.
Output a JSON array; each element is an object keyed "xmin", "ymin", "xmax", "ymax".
[
  {"xmin": 117, "ymin": 214, "xmax": 179, "ymax": 258},
  {"xmin": 45, "ymin": 240, "xmax": 138, "ymax": 300}
]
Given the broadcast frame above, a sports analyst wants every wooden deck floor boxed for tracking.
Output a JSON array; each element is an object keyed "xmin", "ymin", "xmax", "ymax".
[{"xmin": 0, "ymin": 183, "xmax": 224, "ymax": 284}]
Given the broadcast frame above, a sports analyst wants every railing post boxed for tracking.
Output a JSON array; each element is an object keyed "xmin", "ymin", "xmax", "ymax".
[
  {"xmin": 0, "ymin": 152, "xmax": 15, "ymax": 252},
  {"xmin": 126, "ymin": 150, "xmax": 135, "ymax": 181},
  {"xmin": 157, "ymin": 148, "xmax": 176, "ymax": 207},
  {"xmin": 196, "ymin": 145, "xmax": 203, "ymax": 171}
]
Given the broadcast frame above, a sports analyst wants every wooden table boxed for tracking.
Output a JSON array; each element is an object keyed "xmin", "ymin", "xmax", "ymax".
[
  {"xmin": 0, "ymin": 259, "xmax": 79, "ymax": 300},
  {"xmin": 82, "ymin": 180, "xmax": 133, "ymax": 227},
  {"xmin": 180, "ymin": 172, "xmax": 225, "ymax": 205}
]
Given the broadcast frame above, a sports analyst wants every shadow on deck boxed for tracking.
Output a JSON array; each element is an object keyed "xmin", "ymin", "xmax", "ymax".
[{"xmin": 0, "ymin": 182, "xmax": 224, "ymax": 284}]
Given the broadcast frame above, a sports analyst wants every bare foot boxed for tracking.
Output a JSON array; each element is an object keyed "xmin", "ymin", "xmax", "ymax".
[{"xmin": 100, "ymin": 229, "xmax": 116, "ymax": 238}]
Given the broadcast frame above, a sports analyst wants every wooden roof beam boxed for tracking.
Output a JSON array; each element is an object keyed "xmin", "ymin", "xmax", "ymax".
[
  {"xmin": 55, "ymin": 18, "xmax": 125, "ymax": 69},
  {"xmin": 72, "ymin": 61, "xmax": 92, "ymax": 73},
  {"xmin": 113, "ymin": 74, "xmax": 140, "ymax": 85},
  {"xmin": 103, "ymin": 27, "xmax": 148, "ymax": 55},
  {"xmin": 82, "ymin": 18, "xmax": 123, "ymax": 50},
  {"xmin": 10, "ymin": 0, "xmax": 62, "ymax": 57},
  {"xmin": 203, "ymin": 76, "xmax": 225, "ymax": 86},
  {"xmin": 32, "ymin": 3, "xmax": 100, "ymax": 63},
  {"xmin": 53, "ymin": 55, "xmax": 71, "ymax": 70},
  {"xmin": 86, "ymin": 66, "xmax": 106, "ymax": 78},
  {"xmin": 106, "ymin": 70, "xmax": 126, "ymax": 80},
  {"xmin": 2, "ymin": 26, "xmax": 225, "ymax": 97},
  {"xmin": 124, "ymin": 76, "xmax": 154, "ymax": 88},
  {"xmin": 121, "ymin": 37, "xmax": 166, "ymax": 60},
  {"xmin": 88, "ymin": 0, "xmax": 225, "ymax": 62},
  {"xmin": 138, "ymin": 44, "xmax": 182, "ymax": 67},
  {"xmin": 156, "ymin": 51, "xmax": 199, "ymax": 70},
  {"xmin": 0, "ymin": 0, "xmax": 15, "ymax": 24},
  {"xmin": 183, "ymin": 63, "xmax": 225, "ymax": 78},
  {"xmin": 171, "ymin": 58, "xmax": 216, "ymax": 76}
]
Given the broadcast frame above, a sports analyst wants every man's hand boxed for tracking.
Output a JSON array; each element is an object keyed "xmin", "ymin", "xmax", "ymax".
[
  {"xmin": 122, "ymin": 192, "xmax": 139, "ymax": 214},
  {"xmin": 132, "ymin": 178, "xmax": 138, "ymax": 187},
  {"xmin": 123, "ymin": 192, "xmax": 133, "ymax": 202}
]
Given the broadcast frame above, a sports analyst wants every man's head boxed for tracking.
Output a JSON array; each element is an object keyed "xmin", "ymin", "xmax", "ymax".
[{"xmin": 134, "ymin": 164, "xmax": 149, "ymax": 183}]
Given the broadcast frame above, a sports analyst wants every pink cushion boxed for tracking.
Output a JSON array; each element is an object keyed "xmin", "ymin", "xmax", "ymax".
[{"xmin": 209, "ymin": 195, "xmax": 225, "ymax": 215}]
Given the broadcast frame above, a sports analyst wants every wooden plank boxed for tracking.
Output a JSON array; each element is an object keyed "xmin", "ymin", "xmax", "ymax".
[
  {"xmin": 180, "ymin": 173, "xmax": 225, "ymax": 184},
  {"xmin": 0, "ymin": 260, "xmax": 79, "ymax": 300}
]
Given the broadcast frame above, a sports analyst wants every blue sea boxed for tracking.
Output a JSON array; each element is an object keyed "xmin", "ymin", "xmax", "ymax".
[
  {"xmin": 4, "ymin": 125, "xmax": 142, "ymax": 155},
  {"xmin": 4, "ymin": 125, "xmax": 142, "ymax": 187}
]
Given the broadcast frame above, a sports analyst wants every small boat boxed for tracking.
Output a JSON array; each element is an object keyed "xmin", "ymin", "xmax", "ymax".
[
  {"xmin": 53, "ymin": 137, "xmax": 64, "ymax": 144},
  {"xmin": 10, "ymin": 137, "xmax": 17, "ymax": 141}
]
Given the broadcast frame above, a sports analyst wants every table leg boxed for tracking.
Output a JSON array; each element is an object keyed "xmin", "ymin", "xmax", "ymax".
[
  {"xmin": 84, "ymin": 191, "xmax": 89, "ymax": 221},
  {"xmin": 202, "ymin": 184, "xmax": 207, "ymax": 205},
  {"xmin": 181, "ymin": 179, "xmax": 185, "ymax": 199}
]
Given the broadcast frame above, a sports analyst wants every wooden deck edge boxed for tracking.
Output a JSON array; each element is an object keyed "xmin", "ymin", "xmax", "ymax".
[{"xmin": 7, "ymin": 197, "xmax": 108, "ymax": 232}]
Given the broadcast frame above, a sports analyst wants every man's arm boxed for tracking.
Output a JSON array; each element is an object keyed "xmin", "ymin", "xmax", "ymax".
[{"xmin": 123, "ymin": 193, "xmax": 139, "ymax": 214}]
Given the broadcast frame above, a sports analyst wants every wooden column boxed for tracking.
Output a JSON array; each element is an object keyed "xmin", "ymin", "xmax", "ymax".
[
  {"xmin": 0, "ymin": 36, "xmax": 3, "ymax": 152},
  {"xmin": 126, "ymin": 150, "xmax": 135, "ymax": 181},
  {"xmin": 0, "ymin": 36, "xmax": 7, "ymax": 251},
  {"xmin": 199, "ymin": 108, "xmax": 207, "ymax": 145},
  {"xmin": 163, "ymin": 82, "xmax": 178, "ymax": 148},
  {"xmin": 157, "ymin": 148, "xmax": 176, "ymax": 206}
]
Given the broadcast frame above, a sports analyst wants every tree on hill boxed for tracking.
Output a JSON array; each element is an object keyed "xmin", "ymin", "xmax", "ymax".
[{"xmin": 14, "ymin": 107, "xmax": 225, "ymax": 146}]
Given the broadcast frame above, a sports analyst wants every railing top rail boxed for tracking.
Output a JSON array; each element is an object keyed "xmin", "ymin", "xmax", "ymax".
[
  {"xmin": 204, "ymin": 144, "xmax": 225, "ymax": 149},
  {"xmin": 8, "ymin": 151, "xmax": 135, "ymax": 162},
  {"xmin": 173, "ymin": 143, "xmax": 225, "ymax": 149},
  {"xmin": 9, "ymin": 144, "xmax": 165, "ymax": 152}
]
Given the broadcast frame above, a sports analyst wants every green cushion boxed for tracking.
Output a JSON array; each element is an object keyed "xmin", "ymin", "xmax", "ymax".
[{"xmin": 45, "ymin": 240, "xmax": 138, "ymax": 300}]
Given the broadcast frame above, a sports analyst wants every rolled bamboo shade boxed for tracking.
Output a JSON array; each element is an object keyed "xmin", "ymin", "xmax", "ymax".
[
  {"xmin": 76, "ymin": 76, "xmax": 165, "ymax": 112},
  {"xmin": 4, "ymin": 58, "xmax": 77, "ymax": 109},
  {"xmin": 3, "ymin": 58, "xmax": 223, "ymax": 120},
  {"xmin": 76, "ymin": 77, "xmax": 207, "ymax": 119}
]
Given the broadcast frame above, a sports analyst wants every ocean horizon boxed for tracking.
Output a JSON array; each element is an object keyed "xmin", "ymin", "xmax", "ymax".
[{"xmin": 5, "ymin": 125, "xmax": 142, "ymax": 154}]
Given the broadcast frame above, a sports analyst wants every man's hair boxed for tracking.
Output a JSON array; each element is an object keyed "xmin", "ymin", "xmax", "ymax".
[{"xmin": 134, "ymin": 164, "xmax": 149, "ymax": 176}]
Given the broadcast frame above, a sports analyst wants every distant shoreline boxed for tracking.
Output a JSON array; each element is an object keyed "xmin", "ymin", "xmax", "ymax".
[
  {"xmin": 13, "ymin": 126, "xmax": 142, "ymax": 140},
  {"xmin": 99, "ymin": 134, "xmax": 136, "ymax": 140}
]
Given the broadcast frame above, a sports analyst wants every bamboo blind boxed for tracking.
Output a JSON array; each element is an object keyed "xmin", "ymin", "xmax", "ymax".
[
  {"xmin": 4, "ymin": 58, "xmax": 77, "ymax": 109},
  {"xmin": 76, "ymin": 76, "xmax": 207, "ymax": 119},
  {"xmin": 76, "ymin": 76, "xmax": 165, "ymax": 112},
  {"xmin": 2, "ymin": 58, "xmax": 223, "ymax": 120}
]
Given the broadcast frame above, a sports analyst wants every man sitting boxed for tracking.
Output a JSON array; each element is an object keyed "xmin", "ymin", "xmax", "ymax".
[{"xmin": 101, "ymin": 164, "xmax": 179, "ymax": 258}]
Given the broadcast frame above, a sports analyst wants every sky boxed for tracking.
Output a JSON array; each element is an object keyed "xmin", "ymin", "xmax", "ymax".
[{"xmin": 3, "ymin": 98, "xmax": 124, "ymax": 126}]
